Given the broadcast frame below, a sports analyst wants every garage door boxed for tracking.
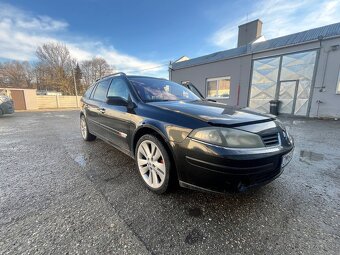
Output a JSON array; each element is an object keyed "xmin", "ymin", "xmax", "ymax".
[{"xmin": 11, "ymin": 90, "xmax": 26, "ymax": 110}]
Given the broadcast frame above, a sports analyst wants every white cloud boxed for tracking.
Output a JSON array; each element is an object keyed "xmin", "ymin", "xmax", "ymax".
[
  {"xmin": 65, "ymin": 42, "xmax": 167, "ymax": 76},
  {"xmin": 211, "ymin": 0, "xmax": 340, "ymax": 49},
  {"xmin": 0, "ymin": 3, "xmax": 68, "ymax": 32},
  {"xmin": 0, "ymin": 3, "xmax": 168, "ymax": 77}
]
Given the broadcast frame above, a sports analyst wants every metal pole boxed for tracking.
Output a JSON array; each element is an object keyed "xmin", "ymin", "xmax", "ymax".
[{"xmin": 72, "ymin": 67, "xmax": 79, "ymax": 107}]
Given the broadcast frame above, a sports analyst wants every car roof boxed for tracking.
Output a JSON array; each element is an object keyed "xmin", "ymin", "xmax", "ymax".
[
  {"xmin": 126, "ymin": 75, "xmax": 167, "ymax": 80},
  {"xmin": 96, "ymin": 73, "xmax": 168, "ymax": 83}
]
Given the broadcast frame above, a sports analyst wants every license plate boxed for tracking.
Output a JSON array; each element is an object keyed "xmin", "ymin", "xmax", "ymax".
[{"xmin": 282, "ymin": 150, "xmax": 293, "ymax": 168}]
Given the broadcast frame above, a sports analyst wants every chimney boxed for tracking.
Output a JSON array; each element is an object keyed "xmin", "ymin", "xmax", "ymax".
[{"xmin": 237, "ymin": 19, "xmax": 262, "ymax": 47}]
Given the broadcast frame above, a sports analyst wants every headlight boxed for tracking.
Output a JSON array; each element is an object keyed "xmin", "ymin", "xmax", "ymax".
[{"xmin": 189, "ymin": 127, "xmax": 264, "ymax": 148}]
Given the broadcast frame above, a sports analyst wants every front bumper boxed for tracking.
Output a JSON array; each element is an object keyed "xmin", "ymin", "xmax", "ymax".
[{"xmin": 173, "ymin": 136, "xmax": 294, "ymax": 193}]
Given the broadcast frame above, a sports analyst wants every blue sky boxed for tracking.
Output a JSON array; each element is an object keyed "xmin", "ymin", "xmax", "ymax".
[{"xmin": 1, "ymin": 0, "xmax": 340, "ymax": 77}]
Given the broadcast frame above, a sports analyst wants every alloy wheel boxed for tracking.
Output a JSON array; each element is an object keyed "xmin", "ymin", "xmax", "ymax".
[
  {"xmin": 137, "ymin": 140, "xmax": 166, "ymax": 189},
  {"xmin": 80, "ymin": 116, "xmax": 87, "ymax": 139}
]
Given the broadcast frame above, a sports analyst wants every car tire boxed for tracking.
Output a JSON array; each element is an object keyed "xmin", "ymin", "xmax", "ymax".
[
  {"xmin": 80, "ymin": 115, "xmax": 96, "ymax": 141},
  {"xmin": 135, "ymin": 134, "xmax": 171, "ymax": 194}
]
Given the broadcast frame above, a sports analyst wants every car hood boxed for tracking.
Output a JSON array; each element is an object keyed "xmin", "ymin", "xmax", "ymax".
[{"xmin": 148, "ymin": 100, "xmax": 275, "ymax": 127}]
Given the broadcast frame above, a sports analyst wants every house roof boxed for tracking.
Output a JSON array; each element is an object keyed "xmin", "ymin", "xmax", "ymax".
[
  {"xmin": 174, "ymin": 56, "xmax": 190, "ymax": 63},
  {"xmin": 172, "ymin": 22, "xmax": 340, "ymax": 70}
]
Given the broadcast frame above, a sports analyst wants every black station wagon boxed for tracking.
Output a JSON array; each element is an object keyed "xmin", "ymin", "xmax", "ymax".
[{"xmin": 80, "ymin": 73, "xmax": 294, "ymax": 194}]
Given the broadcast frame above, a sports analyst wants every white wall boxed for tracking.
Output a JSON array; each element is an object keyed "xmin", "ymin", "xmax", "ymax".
[
  {"xmin": 309, "ymin": 38, "xmax": 340, "ymax": 118},
  {"xmin": 252, "ymin": 38, "xmax": 340, "ymax": 118},
  {"xmin": 171, "ymin": 55, "xmax": 252, "ymax": 107},
  {"xmin": 171, "ymin": 37, "xmax": 340, "ymax": 118}
]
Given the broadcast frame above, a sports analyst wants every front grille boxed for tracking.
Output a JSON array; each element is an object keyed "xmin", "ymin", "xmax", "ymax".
[{"xmin": 261, "ymin": 133, "xmax": 279, "ymax": 147}]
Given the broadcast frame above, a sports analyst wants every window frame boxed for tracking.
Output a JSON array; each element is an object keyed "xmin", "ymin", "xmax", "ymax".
[
  {"xmin": 83, "ymin": 83, "xmax": 96, "ymax": 98},
  {"xmin": 90, "ymin": 78, "xmax": 111, "ymax": 102},
  {"xmin": 188, "ymin": 84, "xmax": 204, "ymax": 99},
  {"xmin": 180, "ymin": 81, "xmax": 204, "ymax": 98},
  {"xmin": 206, "ymin": 76, "xmax": 231, "ymax": 99},
  {"xmin": 89, "ymin": 82, "xmax": 98, "ymax": 99}
]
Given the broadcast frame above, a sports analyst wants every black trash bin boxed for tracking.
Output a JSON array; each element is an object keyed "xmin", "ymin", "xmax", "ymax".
[{"xmin": 269, "ymin": 100, "xmax": 280, "ymax": 115}]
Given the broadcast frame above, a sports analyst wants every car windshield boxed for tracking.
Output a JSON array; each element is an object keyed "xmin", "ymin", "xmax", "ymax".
[{"xmin": 128, "ymin": 77, "xmax": 201, "ymax": 102}]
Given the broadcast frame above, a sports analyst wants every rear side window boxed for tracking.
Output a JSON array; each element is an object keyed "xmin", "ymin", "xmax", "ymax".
[
  {"xmin": 84, "ymin": 84, "xmax": 95, "ymax": 98},
  {"xmin": 92, "ymin": 79, "xmax": 111, "ymax": 101}
]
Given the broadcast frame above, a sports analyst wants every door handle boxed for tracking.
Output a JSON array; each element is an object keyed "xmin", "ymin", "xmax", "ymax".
[{"xmin": 98, "ymin": 107, "xmax": 106, "ymax": 114}]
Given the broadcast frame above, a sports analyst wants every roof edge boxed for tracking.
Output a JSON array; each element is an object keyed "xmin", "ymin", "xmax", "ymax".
[
  {"xmin": 172, "ymin": 34, "xmax": 340, "ymax": 71},
  {"xmin": 172, "ymin": 22, "xmax": 340, "ymax": 70}
]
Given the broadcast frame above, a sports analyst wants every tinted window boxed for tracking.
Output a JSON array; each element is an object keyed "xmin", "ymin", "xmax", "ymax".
[
  {"xmin": 107, "ymin": 77, "xmax": 130, "ymax": 100},
  {"xmin": 84, "ymin": 84, "xmax": 95, "ymax": 98},
  {"xmin": 129, "ymin": 77, "xmax": 200, "ymax": 102},
  {"xmin": 92, "ymin": 79, "xmax": 111, "ymax": 101}
]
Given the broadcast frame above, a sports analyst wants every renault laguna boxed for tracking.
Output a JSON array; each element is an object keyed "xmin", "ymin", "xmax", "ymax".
[{"xmin": 80, "ymin": 73, "xmax": 294, "ymax": 194}]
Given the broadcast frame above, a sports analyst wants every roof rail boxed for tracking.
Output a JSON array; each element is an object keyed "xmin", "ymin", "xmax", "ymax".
[{"xmin": 96, "ymin": 72, "xmax": 126, "ymax": 82}]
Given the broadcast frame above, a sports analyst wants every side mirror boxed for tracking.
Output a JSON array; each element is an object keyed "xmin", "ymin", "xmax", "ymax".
[{"xmin": 106, "ymin": 96, "xmax": 128, "ymax": 106}]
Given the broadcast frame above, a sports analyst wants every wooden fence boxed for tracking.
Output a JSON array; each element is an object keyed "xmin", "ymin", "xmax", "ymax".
[{"xmin": 36, "ymin": 95, "xmax": 81, "ymax": 109}]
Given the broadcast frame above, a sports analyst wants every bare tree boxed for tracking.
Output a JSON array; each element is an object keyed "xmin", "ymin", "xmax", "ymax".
[
  {"xmin": 35, "ymin": 42, "xmax": 74, "ymax": 94},
  {"xmin": 22, "ymin": 62, "xmax": 34, "ymax": 88},
  {"xmin": 0, "ymin": 61, "xmax": 34, "ymax": 88},
  {"xmin": 0, "ymin": 42, "xmax": 114, "ymax": 95},
  {"xmin": 93, "ymin": 57, "xmax": 112, "ymax": 79},
  {"xmin": 80, "ymin": 60, "xmax": 93, "ymax": 88},
  {"xmin": 70, "ymin": 60, "xmax": 83, "ymax": 95},
  {"xmin": 81, "ymin": 57, "xmax": 113, "ymax": 87},
  {"xmin": 36, "ymin": 42, "xmax": 72, "ymax": 71}
]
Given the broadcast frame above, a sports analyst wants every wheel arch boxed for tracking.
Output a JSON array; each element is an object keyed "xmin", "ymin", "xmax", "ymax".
[
  {"xmin": 132, "ymin": 124, "xmax": 170, "ymax": 155},
  {"xmin": 80, "ymin": 110, "xmax": 85, "ymax": 117},
  {"xmin": 132, "ymin": 124, "xmax": 179, "ymax": 183}
]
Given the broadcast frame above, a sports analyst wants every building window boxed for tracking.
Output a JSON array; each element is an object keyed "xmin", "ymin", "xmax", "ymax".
[
  {"xmin": 337, "ymin": 69, "xmax": 340, "ymax": 94},
  {"xmin": 206, "ymin": 77, "xmax": 230, "ymax": 98}
]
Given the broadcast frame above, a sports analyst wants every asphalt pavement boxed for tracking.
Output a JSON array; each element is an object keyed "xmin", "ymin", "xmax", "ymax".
[{"xmin": 0, "ymin": 111, "xmax": 339, "ymax": 254}]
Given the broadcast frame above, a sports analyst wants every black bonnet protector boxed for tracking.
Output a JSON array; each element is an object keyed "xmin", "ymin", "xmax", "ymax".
[
  {"xmin": 150, "ymin": 100, "xmax": 276, "ymax": 128},
  {"xmin": 204, "ymin": 105, "xmax": 276, "ymax": 128}
]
